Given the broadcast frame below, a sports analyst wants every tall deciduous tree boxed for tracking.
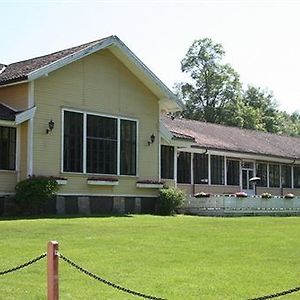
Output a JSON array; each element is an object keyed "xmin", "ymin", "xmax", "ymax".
[{"xmin": 180, "ymin": 38, "xmax": 242, "ymax": 123}]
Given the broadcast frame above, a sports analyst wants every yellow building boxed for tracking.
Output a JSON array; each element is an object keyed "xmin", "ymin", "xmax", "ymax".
[
  {"xmin": 0, "ymin": 36, "xmax": 181, "ymax": 214},
  {"xmin": 0, "ymin": 36, "xmax": 299, "ymax": 215}
]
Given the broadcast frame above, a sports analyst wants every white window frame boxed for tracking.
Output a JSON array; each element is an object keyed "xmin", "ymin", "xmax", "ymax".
[{"xmin": 61, "ymin": 108, "xmax": 138, "ymax": 177}]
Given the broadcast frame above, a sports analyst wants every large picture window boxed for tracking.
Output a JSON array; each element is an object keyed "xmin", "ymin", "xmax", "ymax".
[
  {"xmin": 120, "ymin": 120, "xmax": 137, "ymax": 176},
  {"xmin": 177, "ymin": 152, "xmax": 191, "ymax": 184},
  {"xmin": 294, "ymin": 166, "xmax": 300, "ymax": 188},
  {"xmin": 161, "ymin": 145, "xmax": 174, "ymax": 179},
  {"xmin": 211, "ymin": 155, "xmax": 224, "ymax": 185},
  {"xmin": 0, "ymin": 126, "xmax": 16, "ymax": 170},
  {"xmin": 256, "ymin": 162, "xmax": 267, "ymax": 187},
  {"xmin": 63, "ymin": 110, "xmax": 137, "ymax": 175},
  {"xmin": 269, "ymin": 164, "xmax": 280, "ymax": 187},
  {"xmin": 87, "ymin": 115, "xmax": 117, "ymax": 174},
  {"xmin": 227, "ymin": 159, "xmax": 240, "ymax": 186},
  {"xmin": 281, "ymin": 165, "xmax": 292, "ymax": 188},
  {"xmin": 193, "ymin": 153, "xmax": 208, "ymax": 184}
]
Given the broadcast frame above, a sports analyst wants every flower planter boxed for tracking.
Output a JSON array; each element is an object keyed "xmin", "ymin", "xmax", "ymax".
[
  {"xmin": 194, "ymin": 192, "xmax": 210, "ymax": 198},
  {"xmin": 56, "ymin": 179, "xmax": 68, "ymax": 185}
]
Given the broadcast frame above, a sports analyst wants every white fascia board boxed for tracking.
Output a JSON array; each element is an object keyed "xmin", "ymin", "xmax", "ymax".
[
  {"xmin": 27, "ymin": 38, "xmax": 115, "ymax": 81},
  {"xmin": 15, "ymin": 106, "xmax": 36, "ymax": 125}
]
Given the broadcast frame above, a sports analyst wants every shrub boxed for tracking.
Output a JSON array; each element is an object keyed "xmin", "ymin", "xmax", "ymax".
[
  {"xmin": 157, "ymin": 187, "xmax": 185, "ymax": 215},
  {"xmin": 15, "ymin": 175, "xmax": 59, "ymax": 214}
]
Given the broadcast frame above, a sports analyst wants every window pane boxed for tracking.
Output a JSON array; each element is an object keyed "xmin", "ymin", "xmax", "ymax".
[
  {"xmin": 0, "ymin": 126, "xmax": 16, "ymax": 170},
  {"xmin": 161, "ymin": 145, "xmax": 174, "ymax": 179},
  {"xmin": 294, "ymin": 166, "xmax": 300, "ymax": 188},
  {"xmin": 211, "ymin": 155, "xmax": 224, "ymax": 185},
  {"xmin": 227, "ymin": 159, "xmax": 240, "ymax": 186},
  {"xmin": 256, "ymin": 162, "xmax": 267, "ymax": 187},
  {"xmin": 120, "ymin": 120, "xmax": 137, "ymax": 176},
  {"xmin": 269, "ymin": 164, "xmax": 280, "ymax": 187},
  {"xmin": 281, "ymin": 165, "xmax": 292, "ymax": 188},
  {"xmin": 194, "ymin": 153, "xmax": 208, "ymax": 184},
  {"xmin": 87, "ymin": 115, "xmax": 117, "ymax": 174},
  {"xmin": 63, "ymin": 111, "xmax": 83, "ymax": 172},
  {"xmin": 177, "ymin": 152, "xmax": 191, "ymax": 184}
]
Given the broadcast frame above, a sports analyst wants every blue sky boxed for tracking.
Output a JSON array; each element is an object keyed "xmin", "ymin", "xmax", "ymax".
[{"xmin": 1, "ymin": 0, "xmax": 299, "ymax": 113}]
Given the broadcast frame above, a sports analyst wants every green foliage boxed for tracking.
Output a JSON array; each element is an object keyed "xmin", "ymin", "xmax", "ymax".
[
  {"xmin": 157, "ymin": 187, "xmax": 185, "ymax": 215},
  {"xmin": 14, "ymin": 175, "xmax": 58, "ymax": 213},
  {"xmin": 180, "ymin": 38, "xmax": 242, "ymax": 124},
  {"xmin": 178, "ymin": 38, "xmax": 300, "ymax": 136}
]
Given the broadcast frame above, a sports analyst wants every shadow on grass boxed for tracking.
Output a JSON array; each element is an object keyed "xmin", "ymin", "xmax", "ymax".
[{"xmin": 0, "ymin": 214, "xmax": 135, "ymax": 222}]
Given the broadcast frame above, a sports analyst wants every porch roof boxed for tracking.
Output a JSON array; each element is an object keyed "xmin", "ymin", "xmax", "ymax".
[
  {"xmin": 0, "ymin": 103, "xmax": 17, "ymax": 121},
  {"xmin": 162, "ymin": 114, "xmax": 300, "ymax": 160}
]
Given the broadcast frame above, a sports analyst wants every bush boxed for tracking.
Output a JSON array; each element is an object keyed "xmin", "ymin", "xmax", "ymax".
[
  {"xmin": 15, "ymin": 175, "xmax": 59, "ymax": 214},
  {"xmin": 157, "ymin": 187, "xmax": 185, "ymax": 215}
]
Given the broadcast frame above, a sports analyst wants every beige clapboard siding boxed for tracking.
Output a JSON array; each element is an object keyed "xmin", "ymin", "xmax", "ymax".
[
  {"xmin": 0, "ymin": 172, "xmax": 17, "ymax": 193},
  {"xmin": 58, "ymin": 175, "xmax": 159, "ymax": 197},
  {"xmin": 33, "ymin": 49, "xmax": 159, "ymax": 195},
  {"xmin": 0, "ymin": 83, "xmax": 28, "ymax": 110}
]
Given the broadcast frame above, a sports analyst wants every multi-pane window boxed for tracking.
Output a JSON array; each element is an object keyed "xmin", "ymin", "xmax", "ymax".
[
  {"xmin": 177, "ymin": 152, "xmax": 191, "ymax": 184},
  {"xmin": 193, "ymin": 153, "xmax": 208, "ymax": 184},
  {"xmin": 0, "ymin": 126, "xmax": 16, "ymax": 170},
  {"xmin": 161, "ymin": 145, "xmax": 174, "ymax": 179},
  {"xmin": 269, "ymin": 164, "xmax": 280, "ymax": 187},
  {"xmin": 63, "ymin": 111, "xmax": 83, "ymax": 172},
  {"xmin": 281, "ymin": 165, "xmax": 292, "ymax": 188},
  {"xmin": 211, "ymin": 155, "xmax": 224, "ymax": 185},
  {"xmin": 294, "ymin": 165, "xmax": 300, "ymax": 188},
  {"xmin": 63, "ymin": 110, "xmax": 137, "ymax": 175},
  {"xmin": 87, "ymin": 115, "xmax": 117, "ymax": 174},
  {"xmin": 227, "ymin": 159, "xmax": 240, "ymax": 186},
  {"xmin": 120, "ymin": 120, "xmax": 137, "ymax": 176},
  {"xmin": 256, "ymin": 162, "xmax": 267, "ymax": 187}
]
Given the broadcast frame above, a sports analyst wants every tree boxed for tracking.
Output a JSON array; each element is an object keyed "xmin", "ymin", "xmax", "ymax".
[
  {"xmin": 180, "ymin": 38, "xmax": 242, "ymax": 123},
  {"xmin": 240, "ymin": 85, "xmax": 280, "ymax": 133}
]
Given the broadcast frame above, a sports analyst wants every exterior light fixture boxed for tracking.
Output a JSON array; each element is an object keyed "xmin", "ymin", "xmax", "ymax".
[
  {"xmin": 148, "ymin": 134, "xmax": 155, "ymax": 146},
  {"xmin": 46, "ymin": 120, "xmax": 55, "ymax": 134}
]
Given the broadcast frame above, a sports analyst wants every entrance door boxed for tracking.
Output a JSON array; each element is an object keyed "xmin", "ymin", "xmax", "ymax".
[{"xmin": 242, "ymin": 162, "xmax": 254, "ymax": 195}]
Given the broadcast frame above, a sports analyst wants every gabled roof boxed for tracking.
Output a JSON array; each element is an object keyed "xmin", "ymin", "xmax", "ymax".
[
  {"xmin": 0, "ymin": 36, "xmax": 183, "ymax": 112},
  {"xmin": 162, "ymin": 115, "xmax": 300, "ymax": 160}
]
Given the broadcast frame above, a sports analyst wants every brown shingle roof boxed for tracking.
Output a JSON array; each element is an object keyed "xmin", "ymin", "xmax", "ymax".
[
  {"xmin": 0, "ymin": 37, "xmax": 110, "ymax": 86},
  {"xmin": 162, "ymin": 115, "xmax": 300, "ymax": 160}
]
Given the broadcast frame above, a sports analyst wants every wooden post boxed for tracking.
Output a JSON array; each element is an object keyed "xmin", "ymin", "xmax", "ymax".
[{"xmin": 47, "ymin": 241, "xmax": 59, "ymax": 300}]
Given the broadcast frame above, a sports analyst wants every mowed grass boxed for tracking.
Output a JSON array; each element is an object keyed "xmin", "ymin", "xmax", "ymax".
[{"xmin": 1, "ymin": 215, "xmax": 300, "ymax": 300}]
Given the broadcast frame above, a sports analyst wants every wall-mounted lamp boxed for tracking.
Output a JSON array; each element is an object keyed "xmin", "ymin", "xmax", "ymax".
[
  {"xmin": 147, "ymin": 134, "xmax": 155, "ymax": 146},
  {"xmin": 46, "ymin": 120, "xmax": 55, "ymax": 134}
]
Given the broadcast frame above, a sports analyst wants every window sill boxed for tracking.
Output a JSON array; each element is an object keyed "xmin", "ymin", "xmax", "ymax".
[
  {"xmin": 87, "ymin": 180, "xmax": 119, "ymax": 186},
  {"xmin": 136, "ymin": 183, "xmax": 164, "ymax": 189}
]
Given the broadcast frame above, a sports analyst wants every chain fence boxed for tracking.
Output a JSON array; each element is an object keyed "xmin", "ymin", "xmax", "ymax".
[
  {"xmin": 1, "ymin": 250, "xmax": 300, "ymax": 300},
  {"xmin": 58, "ymin": 252, "xmax": 166, "ymax": 300},
  {"xmin": 0, "ymin": 253, "xmax": 46, "ymax": 276},
  {"xmin": 248, "ymin": 286, "xmax": 300, "ymax": 300}
]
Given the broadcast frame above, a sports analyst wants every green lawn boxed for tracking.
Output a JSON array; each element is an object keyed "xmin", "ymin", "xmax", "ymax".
[{"xmin": 1, "ymin": 215, "xmax": 300, "ymax": 299}]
